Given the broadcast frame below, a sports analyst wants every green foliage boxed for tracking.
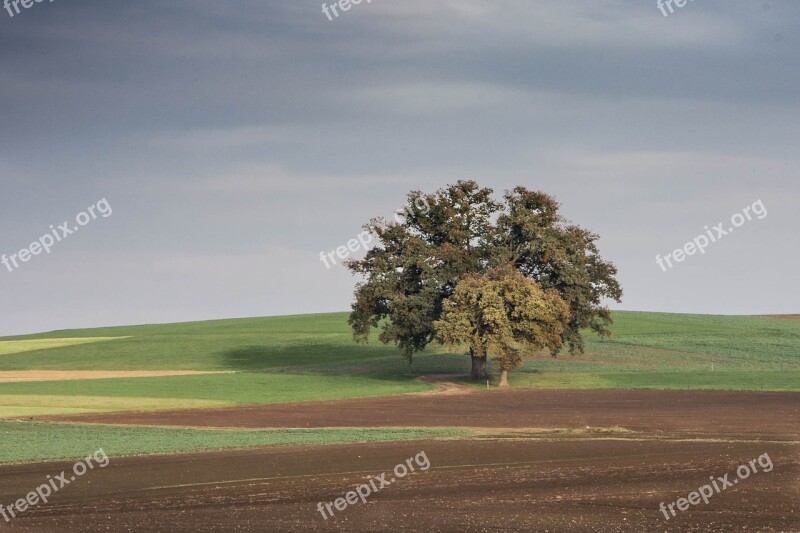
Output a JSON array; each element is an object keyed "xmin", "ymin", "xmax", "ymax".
[
  {"xmin": 497, "ymin": 188, "xmax": 623, "ymax": 354},
  {"xmin": 347, "ymin": 180, "xmax": 622, "ymax": 364},
  {"xmin": 434, "ymin": 268, "xmax": 570, "ymax": 372},
  {"xmin": 348, "ymin": 181, "xmax": 499, "ymax": 360}
]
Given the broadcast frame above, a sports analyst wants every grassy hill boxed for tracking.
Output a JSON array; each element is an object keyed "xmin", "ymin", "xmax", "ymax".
[{"xmin": 0, "ymin": 311, "xmax": 798, "ymax": 418}]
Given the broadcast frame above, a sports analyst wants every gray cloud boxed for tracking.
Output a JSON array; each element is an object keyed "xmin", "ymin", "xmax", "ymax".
[{"xmin": 0, "ymin": 0, "xmax": 798, "ymax": 335}]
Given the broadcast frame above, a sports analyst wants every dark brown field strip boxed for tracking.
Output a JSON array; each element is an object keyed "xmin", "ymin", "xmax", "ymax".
[
  {"xmin": 2, "ymin": 437, "xmax": 797, "ymax": 532},
  {"xmin": 42, "ymin": 389, "xmax": 800, "ymax": 438}
]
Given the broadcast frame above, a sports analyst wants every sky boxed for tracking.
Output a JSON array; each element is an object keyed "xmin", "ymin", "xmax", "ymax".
[{"xmin": 1, "ymin": 0, "xmax": 798, "ymax": 336}]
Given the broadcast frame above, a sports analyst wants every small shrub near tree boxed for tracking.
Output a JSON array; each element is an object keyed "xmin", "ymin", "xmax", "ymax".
[{"xmin": 434, "ymin": 266, "xmax": 570, "ymax": 386}]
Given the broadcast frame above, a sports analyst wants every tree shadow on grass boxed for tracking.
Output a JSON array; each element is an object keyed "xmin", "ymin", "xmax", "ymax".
[
  {"xmin": 220, "ymin": 344, "xmax": 472, "ymax": 377},
  {"xmin": 220, "ymin": 343, "xmax": 398, "ymax": 372}
]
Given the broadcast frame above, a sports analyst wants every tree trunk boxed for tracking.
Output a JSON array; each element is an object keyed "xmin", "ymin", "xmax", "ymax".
[
  {"xmin": 499, "ymin": 369, "xmax": 509, "ymax": 387},
  {"xmin": 470, "ymin": 354, "xmax": 488, "ymax": 381}
]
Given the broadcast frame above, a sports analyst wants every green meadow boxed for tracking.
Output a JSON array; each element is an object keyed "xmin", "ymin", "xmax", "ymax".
[
  {"xmin": 0, "ymin": 311, "xmax": 797, "ymax": 419},
  {"xmin": 0, "ymin": 337, "xmax": 127, "ymax": 357},
  {"xmin": 0, "ymin": 373, "xmax": 432, "ymax": 415},
  {"xmin": 0, "ymin": 422, "xmax": 467, "ymax": 464}
]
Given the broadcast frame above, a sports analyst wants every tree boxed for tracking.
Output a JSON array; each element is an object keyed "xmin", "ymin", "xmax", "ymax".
[
  {"xmin": 347, "ymin": 180, "xmax": 622, "ymax": 380},
  {"xmin": 496, "ymin": 188, "xmax": 623, "ymax": 355},
  {"xmin": 434, "ymin": 267, "xmax": 570, "ymax": 386},
  {"xmin": 347, "ymin": 181, "xmax": 499, "ymax": 366}
]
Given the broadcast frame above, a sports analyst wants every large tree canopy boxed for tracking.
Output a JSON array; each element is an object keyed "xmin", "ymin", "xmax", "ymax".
[{"xmin": 346, "ymin": 180, "xmax": 622, "ymax": 378}]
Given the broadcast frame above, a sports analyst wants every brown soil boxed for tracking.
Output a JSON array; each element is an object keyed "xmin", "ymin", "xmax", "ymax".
[
  {"xmin": 46, "ymin": 389, "xmax": 800, "ymax": 438},
  {"xmin": 15, "ymin": 388, "xmax": 800, "ymax": 530},
  {"xmin": 1, "ymin": 436, "xmax": 797, "ymax": 532}
]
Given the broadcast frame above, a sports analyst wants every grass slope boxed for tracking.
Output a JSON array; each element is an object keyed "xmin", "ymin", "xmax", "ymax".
[
  {"xmin": 0, "ymin": 395, "xmax": 232, "ymax": 416},
  {"xmin": 0, "ymin": 311, "xmax": 796, "ymax": 418},
  {"xmin": 0, "ymin": 338, "xmax": 126, "ymax": 357},
  {"xmin": 0, "ymin": 314, "xmax": 390, "ymax": 371},
  {"xmin": 0, "ymin": 373, "xmax": 431, "ymax": 412},
  {"xmin": 0, "ymin": 311, "xmax": 797, "ymax": 462},
  {"xmin": 506, "ymin": 370, "xmax": 800, "ymax": 391},
  {"xmin": 1, "ymin": 312, "xmax": 798, "ymax": 373}
]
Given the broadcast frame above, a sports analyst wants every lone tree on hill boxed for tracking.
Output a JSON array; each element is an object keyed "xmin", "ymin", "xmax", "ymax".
[
  {"xmin": 434, "ymin": 267, "xmax": 570, "ymax": 386},
  {"xmin": 346, "ymin": 180, "xmax": 622, "ymax": 380}
]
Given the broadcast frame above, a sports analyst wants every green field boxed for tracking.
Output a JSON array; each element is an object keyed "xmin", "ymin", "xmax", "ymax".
[
  {"xmin": 0, "ymin": 311, "xmax": 797, "ymax": 463},
  {"xmin": 0, "ymin": 373, "xmax": 432, "ymax": 415},
  {"xmin": 0, "ymin": 337, "xmax": 127, "ymax": 357},
  {"xmin": 0, "ymin": 311, "xmax": 797, "ymax": 419},
  {"xmin": 506, "ymin": 370, "xmax": 800, "ymax": 390},
  {"xmin": 0, "ymin": 422, "xmax": 467, "ymax": 464}
]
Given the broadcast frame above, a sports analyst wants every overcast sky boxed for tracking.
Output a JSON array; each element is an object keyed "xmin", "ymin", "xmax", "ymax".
[{"xmin": 1, "ymin": 0, "xmax": 798, "ymax": 336}]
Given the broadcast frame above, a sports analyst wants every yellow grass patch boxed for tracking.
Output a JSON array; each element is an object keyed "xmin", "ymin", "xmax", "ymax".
[
  {"xmin": 0, "ymin": 370, "xmax": 235, "ymax": 383},
  {"xmin": 0, "ymin": 395, "xmax": 233, "ymax": 418},
  {"xmin": 0, "ymin": 337, "xmax": 129, "ymax": 357}
]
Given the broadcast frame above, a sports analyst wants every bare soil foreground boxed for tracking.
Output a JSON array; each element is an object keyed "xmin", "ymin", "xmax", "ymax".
[
  {"xmin": 1, "ymin": 437, "xmax": 798, "ymax": 532},
  {"xmin": 48, "ymin": 390, "xmax": 800, "ymax": 438}
]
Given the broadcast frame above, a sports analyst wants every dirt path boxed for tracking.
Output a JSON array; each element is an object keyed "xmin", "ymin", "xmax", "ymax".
[{"xmin": 416, "ymin": 374, "xmax": 472, "ymax": 395}]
